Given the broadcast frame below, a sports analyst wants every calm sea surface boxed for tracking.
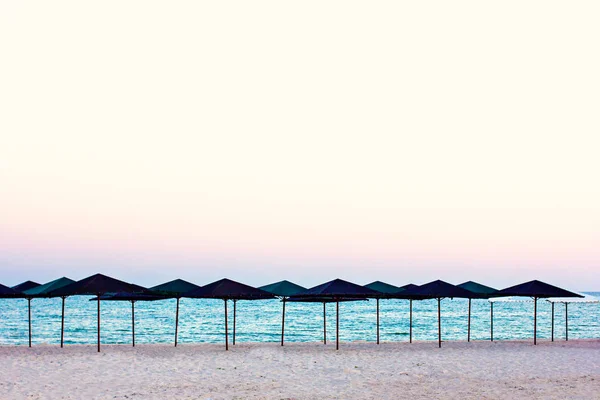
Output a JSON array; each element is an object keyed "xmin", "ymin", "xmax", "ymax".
[{"xmin": 1, "ymin": 294, "xmax": 598, "ymax": 346}]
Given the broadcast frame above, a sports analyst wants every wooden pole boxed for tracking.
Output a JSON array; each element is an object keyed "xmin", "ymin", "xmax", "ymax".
[
  {"xmin": 174, "ymin": 298, "xmax": 180, "ymax": 347},
  {"xmin": 376, "ymin": 298, "xmax": 380, "ymax": 345},
  {"xmin": 224, "ymin": 299, "xmax": 228, "ymax": 351},
  {"xmin": 551, "ymin": 302, "xmax": 555, "ymax": 342},
  {"xmin": 534, "ymin": 297, "xmax": 537, "ymax": 345},
  {"xmin": 323, "ymin": 302, "xmax": 326, "ymax": 345},
  {"xmin": 131, "ymin": 301, "xmax": 135, "ymax": 347},
  {"xmin": 28, "ymin": 298, "xmax": 32, "ymax": 347},
  {"xmin": 336, "ymin": 301, "xmax": 339, "ymax": 350},
  {"xmin": 467, "ymin": 298, "xmax": 471, "ymax": 342},
  {"xmin": 565, "ymin": 303, "xmax": 568, "ymax": 341},
  {"xmin": 97, "ymin": 296, "xmax": 101, "ymax": 352},
  {"xmin": 490, "ymin": 302, "xmax": 494, "ymax": 342},
  {"xmin": 281, "ymin": 299, "xmax": 286, "ymax": 346},
  {"xmin": 437, "ymin": 298, "xmax": 441, "ymax": 348},
  {"xmin": 60, "ymin": 297, "xmax": 65, "ymax": 348},
  {"xmin": 233, "ymin": 299, "xmax": 237, "ymax": 346},
  {"xmin": 409, "ymin": 299, "xmax": 413, "ymax": 344}
]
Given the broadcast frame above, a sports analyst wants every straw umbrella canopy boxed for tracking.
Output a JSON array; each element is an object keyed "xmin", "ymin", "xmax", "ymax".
[
  {"xmin": 182, "ymin": 278, "xmax": 275, "ymax": 350},
  {"xmin": 11, "ymin": 281, "xmax": 41, "ymax": 348},
  {"xmin": 150, "ymin": 279, "xmax": 201, "ymax": 346},
  {"xmin": 546, "ymin": 292, "xmax": 598, "ymax": 342},
  {"xmin": 90, "ymin": 292, "xmax": 167, "ymax": 347},
  {"xmin": 364, "ymin": 281, "xmax": 404, "ymax": 344},
  {"xmin": 289, "ymin": 279, "xmax": 379, "ymax": 350},
  {"xmin": 21, "ymin": 277, "xmax": 76, "ymax": 347},
  {"xmin": 389, "ymin": 284, "xmax": 421, "ymax": 343},
  {"xmin": 457, "ymin": 281, "xmax": 499, "ymax": 342},
  {"xmin": 399, "ymin": 280, "xmax": 475, "ymax": 348},
  {"xmin": 258, "ymin": 280, "xmax": 306, "ymax": 346},
  {"xmin": 12, "ymin": 281, "xmax": 41, "ymax": 293},
  {"xmin": 0, "ymin": 283, "xmax": 19, "ymax": 298},
  {"xmin": 48, "ymin": 273, "xmax": 150, "ymax": 352},
  {"xmin": 496, "ymin": 280, "xmax": 583, "ymax": 345}
]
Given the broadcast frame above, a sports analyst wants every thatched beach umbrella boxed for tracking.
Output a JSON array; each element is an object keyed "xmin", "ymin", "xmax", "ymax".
[
  {"xmin": 0, "ymin": 283, "xmax": 19, "ymax": 298},
  {"xmin": 0, "ymin": 284, "xmax": 19, "ymax": 344},
  {"xmin": 546, "ymin": 292, "xmax": 599, "ymax": 342},
  {"xmin": 183, "ymin": 278, "xmax": 275, "ymax": 350},
  {"xmin": 258, "ymin": 280, "xmax": 306, "ymax": 346},
  {"xmin": 22, "ymin": 277, "xmax": 75, "ymax": 347},
  {"xmin": 289, "ymin": 279, "xmax": 379, "ymax": 350},
  {"xmin": 400, "ymin": 280, "xmax": 474, "ymax": 348},
  {"xmin": 284, "ymin": 296, "xmax": 366, "ymax": 345},
  {"xmin": 90, "ymin": 292, "xmax": 167, "ymax": 346},
  {"xmin": 150, "ymin": 279, "xmax": 201, "ymax": 346},
  {"xmin": 392, "ymin": 284, "xmax": 421, "ymax": 343},
  {"xmin": 457, "ymin": 281, "xmax": 499, "ymax": 342},
  {"xmin": 48, "ymin": 273, "xmax": 150, "ymax": 352},
  {"xmin": 12, "ymin": 281, "xmax": 41, "ymax": 347},
  {"xmin": 496, "ymin": 280, "xmax": 583, "ymax": 345},
  {"xmin": 364, "ymin": 281, "xmax": 403, "ymax": 344},
  {"xmin": 12, "ymin": 281, "xmax": 41, "ymax": 292}
]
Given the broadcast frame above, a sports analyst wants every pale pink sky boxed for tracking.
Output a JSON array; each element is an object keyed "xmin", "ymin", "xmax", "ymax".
[{"xmin": 1, "ymin": 1, "xmax": 599, "ymax": 289}]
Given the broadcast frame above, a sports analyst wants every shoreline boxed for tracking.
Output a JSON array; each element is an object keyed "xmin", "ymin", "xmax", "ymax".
[
  {"xmin": 2, "ymin": 337, "xmax": 599, "ymax": 349},
  {"xmin": 2, "ymin": 340, "xmax": 600, "ymax": 399}
]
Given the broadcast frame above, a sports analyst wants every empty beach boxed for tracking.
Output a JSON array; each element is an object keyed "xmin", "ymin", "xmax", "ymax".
[{"xmin": 2, "ymin": 340, "xmax": 599, "ymax": 399}]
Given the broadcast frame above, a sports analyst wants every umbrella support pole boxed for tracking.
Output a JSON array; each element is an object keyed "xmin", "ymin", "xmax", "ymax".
[
  {"xmin": 551, "ymin": 302, "xmax": 555, "ymax": 342},
  {"xmin": 376, "ymin": 298, "xmax": 380, "ymax": 345},
  {"xmin": 409, "ymin": 299, "xmax": 413, "ymax": 344},
  {"xmin": 233, "ymin": 300, "xmax": 236, "ymax": 346},
  {"xmin": 131, "ymin": 301, "xmax": 135, "ymax": 347},
  {"xmin": 534, "ymin": 297, "xmax": 537, "ymax": 345},
  {"xmin": 336, "ymin": 301, "xmax": 339, "ymax": 351},
  {"xmin": 490, "ymin": 302, "xmax": 494, "ymax": 342},
  {"xmin": 565, "ymin": 303, "xmax": 568, "ymax": 341},
  {"xmin": 281, "ymin": 299, "xmax": 286, "ymax": 346},
  {"xmin": 323, "ymin": 303, "xmax": 326, "ymax": 345},
  {"xmin": 175, "ymin": 298, "xmax": 180, "ymax": 347},
  {"xmin": 467, "ymin": 298, "xmax": 471, "ymax": 342},
  {"xmin": 224, "ymin": 300, "xmax": 228, "ymax": 351},
  {"xmin": 28, "ymin": 298, "xmax": 32, "ymax": 347},
  {"xmin": 97, "ymin": 297, "xmax": 101, "ymax": 352},
  {"xmin": 438, "ymin": 298, "xmax": 441, "ymax": 348},
  {"xmin": 60, "ymin": 297, "xmax": 65, "ymax": 348}
]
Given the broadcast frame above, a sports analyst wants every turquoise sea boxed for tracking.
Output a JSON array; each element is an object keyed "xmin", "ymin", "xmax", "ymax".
[{"xmin": 1, "ymin": 294, "xmax": 598, "ymax": 346}]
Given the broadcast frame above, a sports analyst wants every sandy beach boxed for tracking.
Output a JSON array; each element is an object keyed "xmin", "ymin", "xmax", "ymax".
[{"xmin": 2, "ymin": 340, "xmax": 599, "ymax": 399}]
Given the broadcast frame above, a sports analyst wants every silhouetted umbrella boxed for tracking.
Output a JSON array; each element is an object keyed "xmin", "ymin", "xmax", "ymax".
[
  {"xmin": 0, "ymin": 283, "xmax": 19, "ymax": 298},
  {"xmin": 12, "ymin": 281, "xmax": 41, "ymax": 292},
  {"xmin": 183, "ymin": 279, "xmax": 275, "ymax": 350},
  {"xmin": 48, "ymin": 273, "xmax": 150, "ymax": 351},
  {"xmin": 150, "ymin": 279, "xmax": 201, "ymax": 346},
  {"xmin": 496, "ymin": 280, "xmax": 582, "ymax": 345},
  {"xmin": 546, "ymin": 292, "xmax": 598, "ymax": 342},
  {"xmin": 22, "ymin": 277, "xmax": 76, "ymax": 347},
  {"xmin": 391, "ymin": 284, "xmax": 422, "ymax": 343},
  {"xmin": 90, "ymin": 292, "xmax": 167, "ymax": 346},
  {"xmin": 399, "ymin": 283, "xmax": 420, "ymax": 291},
  {"xmin": 259, "ymin": 280, "xmax": 306, "ymax": 346},
  {"xmin": 11, "ymin": 281, "xmax": 41, "ymax": 348},
  {"xmin": 285, "ymin": 297, "xmax": 367, "ymax": 345},
  {"xmin": 364, "ymin": 281, "xmax": 403, "ymax": 344},
  {"xmin": 399, "ymin": 280, "xmax": 474, "ymax": 348},
  {"xmin": 290, "ymin": 279, "xmax": 379, "ymax": 350},
  {"xmin": 457, "ymin": 281, "xmax": 499, "ymax": 342},
  {"xmin": 0, "ymin": 284, "xmax": 19, "ymax": 340}
]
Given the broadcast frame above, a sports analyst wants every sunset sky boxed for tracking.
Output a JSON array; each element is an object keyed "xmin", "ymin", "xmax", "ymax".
[{"xmin": 1, "ymin": 1, "xmax": 599, "ymax": 290}]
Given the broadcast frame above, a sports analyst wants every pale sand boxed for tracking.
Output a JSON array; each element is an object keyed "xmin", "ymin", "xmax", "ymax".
[{"xmin": 2, "ymin": 340, "xmax": 600, "ymax": 399}]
